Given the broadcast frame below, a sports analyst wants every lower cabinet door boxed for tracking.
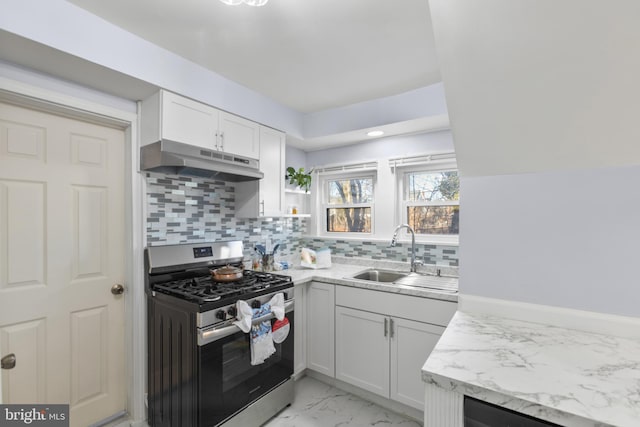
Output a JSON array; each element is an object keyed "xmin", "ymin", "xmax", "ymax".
[
  {"xmin": 390, "ymin": 317, "xmax": 445, "ymax": 410},
  {"xmin": 335, "ymin": 306, "xmax": 389, "ymax": 397},
  {"xmin": 307, "ymin": 282, "xmax": 335, "ymax": 377},
  {"xmin": 293, "ymin": 284, "xmax": 307, "ymax": 375}
]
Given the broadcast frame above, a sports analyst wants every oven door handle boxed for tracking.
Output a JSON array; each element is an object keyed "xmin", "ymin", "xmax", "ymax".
[{"xmin": 198, "ymin": 300, "xmax": 294, "ymax": 346}]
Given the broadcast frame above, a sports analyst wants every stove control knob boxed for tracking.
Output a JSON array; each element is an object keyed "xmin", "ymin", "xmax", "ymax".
[
  {"xmin": 283, "ymin": 292, "xmax": 289, "ymax": 300},
  {"xmin": 216, "ymin": 310, "xmax": 226, "ymax": 321},
  {"xmin": 227, "ymin": 306, "xmax": 237, "ymax": 317},
  {"xmin": 251, "ymin": 300, "xmax": 261, "ymax": 309}
]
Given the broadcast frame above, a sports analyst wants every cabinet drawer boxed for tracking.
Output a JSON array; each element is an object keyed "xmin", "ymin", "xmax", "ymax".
[{"xmin": 336, "ymin": 286, "xmax": 456, "ymax": 327}]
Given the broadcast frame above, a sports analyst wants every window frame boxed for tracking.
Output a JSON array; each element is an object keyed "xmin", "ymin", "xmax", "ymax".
[
  {"xmin": 320, "ymin": 171, "xmax": 376, "ymax": 237},
  {"xmin": 396, "ymin": 163, "xmax": 459, "ymax": 245}
]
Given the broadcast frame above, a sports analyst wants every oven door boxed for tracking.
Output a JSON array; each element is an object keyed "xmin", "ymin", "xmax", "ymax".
[{"xmin": 197, "ymin": 303, "xmax": 294, "ymax": 427}]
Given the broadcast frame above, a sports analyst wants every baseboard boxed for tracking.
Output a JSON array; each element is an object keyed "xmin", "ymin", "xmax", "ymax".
[
  {"xmin": 292, "ymin": 369, "xmax": 306, "ymax": 381},
  {"xmin": 304, "ymin": 370, "xmax": 423, "ymax": 423},
  {"xmin": 459, "ymin": 294, "xmax": 640, "ymax": 339}
]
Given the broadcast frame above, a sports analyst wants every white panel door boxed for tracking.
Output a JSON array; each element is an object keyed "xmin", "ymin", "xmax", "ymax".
[
  {"xmin": 219, "ymin": 111, "xmax": 260, "ymax": 159},
  {"xmin": 0, "ymin": 102, "xmax": 125, "ymax": 426},
  {"xmin": 335, "ymin": 306, "xmax": 389, "ymax": 397},
  {"xmin": 306, "ymin": 282, "xmax": 335, "ymax": 377},
  {"xmin": 390, "ymin": 317, "xmax": 444, "ymax": 410}
]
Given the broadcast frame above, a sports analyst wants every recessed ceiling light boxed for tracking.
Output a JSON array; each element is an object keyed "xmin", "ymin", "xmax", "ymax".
[{"xmin": 367, "ymin": 130, "xmax": 384, "ymax": 137}]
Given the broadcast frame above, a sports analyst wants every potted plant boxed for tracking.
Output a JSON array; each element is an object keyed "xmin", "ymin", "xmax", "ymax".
[{"xmin": 285, "ymin": 167, "xmax": 313, "ymax": 193}]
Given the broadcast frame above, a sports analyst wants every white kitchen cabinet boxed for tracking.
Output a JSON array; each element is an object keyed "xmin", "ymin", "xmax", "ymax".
[
  {"xmin": 235, "ymin": 126, "xmax": 285, "ymax": 217},
  {"xmin": 335, "ymin": 286, "xmax": 455, "ymax": 410},
  {"xmin": 258, "ymin": 126, "xmax": 285, "ymax": 215},
  {"xmin": 218, "ymin": 111, "xmax": 260, "ymax": 159},
  {"xmin": 335, "ymin": 306, "xmax": 389, "ymax": 396},
  {"xmin": 390, "ymin": 318, "xmax": 444, "ymax": 410},
  {"xmin": 141, "ymin": 90, "xmax": 218, "ymax": 149},
  {"xmin": 141, "ymin": 90, "xmax": 261, "ymax": 160},
  {"xmin": 335, "ymin": 306, "xmax": 443, "ymax": 409},
  {"xmin": 293, "ymin": 283, "xmax": 307, "ymax": 376},
  {"xmin": 306, "ymin": 282, "xmax": 335, "ymax": 377}
]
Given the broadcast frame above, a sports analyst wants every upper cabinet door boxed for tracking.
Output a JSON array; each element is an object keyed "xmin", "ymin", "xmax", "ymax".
[
  {"xmin": 160, "ymin": 91, "xmax": 219, "ymax": 150},
  {"xmin": 259, "ymin": 126, "xmax": 285, "ymax": 216},
  {"xmin": 141, "ymin": 90, "xmax": 264, "ymax": 159},
  {"xmin": 219, "ymin": 111, "xmax": 260, "ymax": 159}
]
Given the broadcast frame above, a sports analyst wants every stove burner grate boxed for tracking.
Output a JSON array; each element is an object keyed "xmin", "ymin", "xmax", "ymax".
[{"xmin": 151, "ymin": 270, "xmax": 290, "ymax": 304}]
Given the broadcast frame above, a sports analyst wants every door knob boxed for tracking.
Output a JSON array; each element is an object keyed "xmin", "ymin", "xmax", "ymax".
[
  {"xmin": 111, "ymin": 284, "xmax": 125, "ymax": 295},
  {"xmin": 1, "ymin": 353, "xmax": 16, "ymax": 370}
]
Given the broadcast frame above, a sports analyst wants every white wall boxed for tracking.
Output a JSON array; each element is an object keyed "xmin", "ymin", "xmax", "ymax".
[
  {"xmin": 303, "ymin": 84, "xmax": 448, "ymax": 139},
  {"xmin": 429, "ymin": 0, "xmax": 640, "ymax": 317},
  {"xmin": 460, "ymin": 166, "xmax": 640, "ymax": 318},
  {"xmin": 306, "ymin": 130, "xmax": 454, "ymax": 167},
  {"xmin": 0, "ymin": 0, "xmax": 450, "ymax": 144},
  {"xmin": 0, "ymin": 60, "xmax": 137, "ymax": 113},
  {"xmin": 430, "ymin": 0, "xmax": 640, "ymax": 178},
  {"xmin": 0, "ymin": 0, "xmax": 304, "ymax": 137},
  {"xmin": 305, "ymin": 130, "xmax": 456, "ymax": 241},
  {"xmin": 285, "ymin": 145, "xmax": 307, "ymax": 171}
]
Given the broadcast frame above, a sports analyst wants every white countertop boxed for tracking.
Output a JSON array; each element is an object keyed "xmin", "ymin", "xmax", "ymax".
[
  {"xmin": 422, "ymin": 311, "xmax": 640, "ymax": 427},
  {"xmin": 275, "ymin": 260, "xmax": 458, "ymax": 302}
]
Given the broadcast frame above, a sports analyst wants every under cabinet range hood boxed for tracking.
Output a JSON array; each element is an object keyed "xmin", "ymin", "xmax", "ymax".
[{"xmin": 140, "ymin": 140, "xmax": 263, "ymax": 182}]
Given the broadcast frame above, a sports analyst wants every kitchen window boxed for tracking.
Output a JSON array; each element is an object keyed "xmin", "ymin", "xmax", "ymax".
[
  {"xmin": 400, "ymin": 168, "xmax": 459, "ymax": 236},
  {"xmin": 321, "ymin": 173, "xmax": 375, "ymax": 235}
]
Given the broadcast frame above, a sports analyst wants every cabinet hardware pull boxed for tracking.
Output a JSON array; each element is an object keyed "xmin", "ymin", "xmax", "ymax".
[
  {"xmin": 260, "ymin": 200, "xmax": 265, "ymax": 216},
  {"xmin": 214, "ymin": 132, "xmax": 219, "ymax": 150},
  {"xmin": 390, "ymin": 318, "xmax": 394, "ymax": 338},
  {"xmin": 384, "ymin": 318, "xmax": 388, "ymax": 337},
  {"xmin": 220, "ymin": 131, "xmax": 225, "ymax": 150}
]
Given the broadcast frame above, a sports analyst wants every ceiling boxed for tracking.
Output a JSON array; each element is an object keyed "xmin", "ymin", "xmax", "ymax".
[{"xmin": 66, "ymin": 0, "xmax": 441, "ymax": 114}]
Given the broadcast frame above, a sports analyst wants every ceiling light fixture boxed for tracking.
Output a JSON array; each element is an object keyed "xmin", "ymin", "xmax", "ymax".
[
  {"xmin": 367, "ymin": 130, "xmax": 384, "ymax": 137},
  {"xmin": 219, "ymin": 0, "xmax": 269, "ymax": 6}
]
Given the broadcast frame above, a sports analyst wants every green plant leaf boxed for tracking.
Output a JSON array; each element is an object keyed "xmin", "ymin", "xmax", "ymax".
[{"xmin": 285, "ymin": 166, "xmax": 312, "ymax": 192}]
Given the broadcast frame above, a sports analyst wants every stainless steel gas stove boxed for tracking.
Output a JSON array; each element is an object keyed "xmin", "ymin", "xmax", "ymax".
[{"xmin": 145, "ymin": 241, "xmax": 295, "ymax": 427}]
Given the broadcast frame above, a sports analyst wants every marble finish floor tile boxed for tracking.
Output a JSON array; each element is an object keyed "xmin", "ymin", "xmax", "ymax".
[{"xmin": 264, "ymin": 376, "xmax": 422, "ymax": 427}]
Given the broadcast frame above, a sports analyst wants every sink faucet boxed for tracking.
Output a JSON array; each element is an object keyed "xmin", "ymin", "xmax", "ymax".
[{"xmin": 390, "ymin": 224, "xmax": 422, "ymax": 272}]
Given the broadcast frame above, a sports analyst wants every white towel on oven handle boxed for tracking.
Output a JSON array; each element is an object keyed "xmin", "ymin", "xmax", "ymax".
[
  {"xmin": 234, "ymin": 301, "xmax": 275, "ymax": 365},
  {"xmin": 269, "ymin": 293, "xmax": 285, "ymax": 321},
  {"xmin": 250, "ymin": 319, "xmax": 275, "ymax": 365},
  {"xmin": 233, "ymin": 293, "xmax": 285, "ymax": 333},
  {"xmin": 233, "ymin": 300, "xmax": 254, "ymax": 333},
  {"xmin": 233, "ymin": 293, "xmax": 286, "ymax": 365}
]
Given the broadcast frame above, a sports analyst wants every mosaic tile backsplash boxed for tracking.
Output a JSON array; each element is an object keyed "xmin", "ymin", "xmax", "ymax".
[
  {"xmin": 146, "ymin": 173, "xmax": 308, "ymax": 260},
  {"xmin": 301, "ymin": 238, "xmax": 458, "ymax": 267},
  {"xmin": 145, "ymin": 172, "xmax": 459, "ymax": 267}
]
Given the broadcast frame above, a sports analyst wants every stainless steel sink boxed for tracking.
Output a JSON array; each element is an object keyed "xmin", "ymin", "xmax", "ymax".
[
  {"xmin": 350, "ymin": 269, "xmax": 409, "ymax": 283},
  {"xmin": 394, "ymin": 274, "xmax": 458, "ymax": 293},
  {"xmin": 349, "ymin": 269, "xmax": 458, "ymax": 293}
]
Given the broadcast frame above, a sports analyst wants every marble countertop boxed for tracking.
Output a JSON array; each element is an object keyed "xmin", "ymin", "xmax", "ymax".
[
  {"xmin": 422, "ymin": 311, "xmax": 640, "ymax": 427},
  {"xmin": 275, "ymin": 258, "xmax": 458, "ymax": 302}
]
